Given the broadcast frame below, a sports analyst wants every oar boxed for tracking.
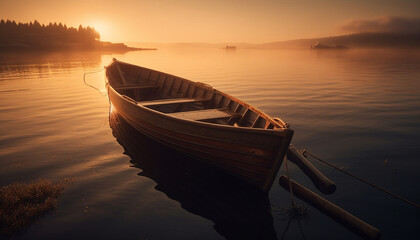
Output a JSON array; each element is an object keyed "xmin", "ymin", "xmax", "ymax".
[
  {"xmin": 287, "ymin": 145, "xmax": 336, "ymax": 194},
  {"xmin": 279, "ymin": 175, "xmax": 381, "ymax": 240}
]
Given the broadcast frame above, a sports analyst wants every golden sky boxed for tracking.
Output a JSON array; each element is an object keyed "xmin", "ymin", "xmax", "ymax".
[{"xmin": 1, "ymin": 0, "xmax": 419, "ymax": 43}]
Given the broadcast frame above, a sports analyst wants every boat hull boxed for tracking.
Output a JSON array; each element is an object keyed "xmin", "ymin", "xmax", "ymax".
[{"xmin": 108, "ymin": 86, "xmax": 293, "ymax": 192}]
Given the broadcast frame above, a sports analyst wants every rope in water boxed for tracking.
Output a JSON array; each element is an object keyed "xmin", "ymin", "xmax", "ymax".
[
  {"xmin": 284, "ymin": 157, "xmax": 298, "ymax": 208},
  {"xmin": 83, "ymin": 68, "xmax": 107, "ymax": 96},
  {"xmin": 302, "ymin": 150, "xmax": 420, "ymax": 208}
]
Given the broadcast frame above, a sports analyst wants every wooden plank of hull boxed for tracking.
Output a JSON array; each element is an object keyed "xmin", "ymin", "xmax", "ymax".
[
  {"xmin": 108, "ymin": 87, "xmax": 293, "ymax": 191},
  {"xmin": 113, "ymin": 84, "xmax": 158, "ymax": 91},
  {"xmin": 126, "ymin": 117, "xmax": 274, "ymax": 171},
  {"xmin": 123, "ymin": 115, "xmax": 274, "ymax": 188}
]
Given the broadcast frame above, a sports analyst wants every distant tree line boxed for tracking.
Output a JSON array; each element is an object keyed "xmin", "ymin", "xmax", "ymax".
[
  {"xmin": 319, "ymin": 32, "xmax": 420, "ymax": 48},
  {"xmin": 0, "ymin": 19, "xmax": 100, "ymax": 49}
]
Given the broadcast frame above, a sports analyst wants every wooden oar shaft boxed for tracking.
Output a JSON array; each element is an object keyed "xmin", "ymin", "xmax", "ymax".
[
  {"xmin": 279, "ymin": 175, "xmax": 381, "ymax": 240},
  {"xmin": 287, "ymin": 145, "xmax": 336, "ymax": 194}
]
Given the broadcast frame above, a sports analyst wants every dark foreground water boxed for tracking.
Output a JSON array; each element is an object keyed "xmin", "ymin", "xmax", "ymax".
[{"xmin": 0, "ymin": 48, "xmax": 419, "ymax": 239}]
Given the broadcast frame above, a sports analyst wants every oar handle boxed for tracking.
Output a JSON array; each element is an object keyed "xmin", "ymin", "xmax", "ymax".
[{"xmin": 287, "ymin": 145, "xmax": 336, "ymax": 194}]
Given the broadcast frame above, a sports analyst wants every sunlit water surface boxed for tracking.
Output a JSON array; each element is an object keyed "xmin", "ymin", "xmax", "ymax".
[{"xmin": 0, "ymin": 48, "xmax": 419, "ymax": 239}]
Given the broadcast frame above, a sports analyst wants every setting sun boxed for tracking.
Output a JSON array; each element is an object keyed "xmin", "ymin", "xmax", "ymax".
[{"xmin": 89, "ymin": 21, "xmax": 111, "ymax": 41}]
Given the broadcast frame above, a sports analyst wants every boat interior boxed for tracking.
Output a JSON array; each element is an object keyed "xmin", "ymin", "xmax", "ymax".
[{"xmin": 107, "ymin": 61, "xmax": 286, "ymax": 129}]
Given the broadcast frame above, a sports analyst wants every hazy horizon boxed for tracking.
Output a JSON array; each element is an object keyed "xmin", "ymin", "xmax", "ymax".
[{"xmin": 2, "ymin": 1, "xmax": 420, "ymax": 43}]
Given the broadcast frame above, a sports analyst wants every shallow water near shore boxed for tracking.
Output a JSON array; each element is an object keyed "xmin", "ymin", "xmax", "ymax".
[{"xmin": 0, "ymin": 47, "xmax": 419, "ymax": 239}]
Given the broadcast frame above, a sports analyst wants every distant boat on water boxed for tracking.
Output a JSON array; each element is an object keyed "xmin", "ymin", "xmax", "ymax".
[
  {"xmin": 224, "ymin": 45, "xmax": 237, "ymax": 50},
  {"xmin": 310, "ymin": 42, "xmax": 347, "ymax": 49}
]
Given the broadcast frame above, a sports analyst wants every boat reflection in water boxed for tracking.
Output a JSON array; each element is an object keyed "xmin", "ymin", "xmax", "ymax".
[{"xmin": 109, "ymin": 110, "xmax": 277, "ymax": 239}]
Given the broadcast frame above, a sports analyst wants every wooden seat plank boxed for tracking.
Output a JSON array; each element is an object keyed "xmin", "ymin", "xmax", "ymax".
[
  {"xmin": 168, "ymin": 109, "xmax": 241, "ymax": 121},
  {"xmin": 139, "ymin": 97, "xmax": 210, "ymax": 107}
]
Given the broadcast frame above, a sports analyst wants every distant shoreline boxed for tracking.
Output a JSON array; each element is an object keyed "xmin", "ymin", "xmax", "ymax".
[
  {"xmin": 245, "ymin": 32, "xmax": 420, "ymax": 50},
  {"xmin": 0, "ymin": 41, "xmax": 157, "ymax": 53}
]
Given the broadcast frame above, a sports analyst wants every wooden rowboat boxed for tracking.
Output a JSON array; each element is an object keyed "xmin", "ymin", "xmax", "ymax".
[{"xmin": 106, "ymin": 59, "xmax": 293, "ymax": 192}]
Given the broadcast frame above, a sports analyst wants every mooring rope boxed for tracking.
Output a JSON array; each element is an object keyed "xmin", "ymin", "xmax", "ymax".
[
  {"xmin": 302, "ymin": 150, "xmax": 420, "ymax": 208},
  {"xmin": 83, "ymin": 68, "xmax": 107, "ymax": 96},
  {"xmin": 284, "ymin": 157, "xmax": 297, "ymax": 208},
  {"xmin": 283, "ymin": 156, "xmax": 309, "ymax": 240}
]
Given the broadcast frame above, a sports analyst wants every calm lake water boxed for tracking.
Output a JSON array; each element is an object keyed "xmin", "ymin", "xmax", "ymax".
[{"xmin": 0, "ymin": 47, "xmax": 419, "ymax": 239}]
